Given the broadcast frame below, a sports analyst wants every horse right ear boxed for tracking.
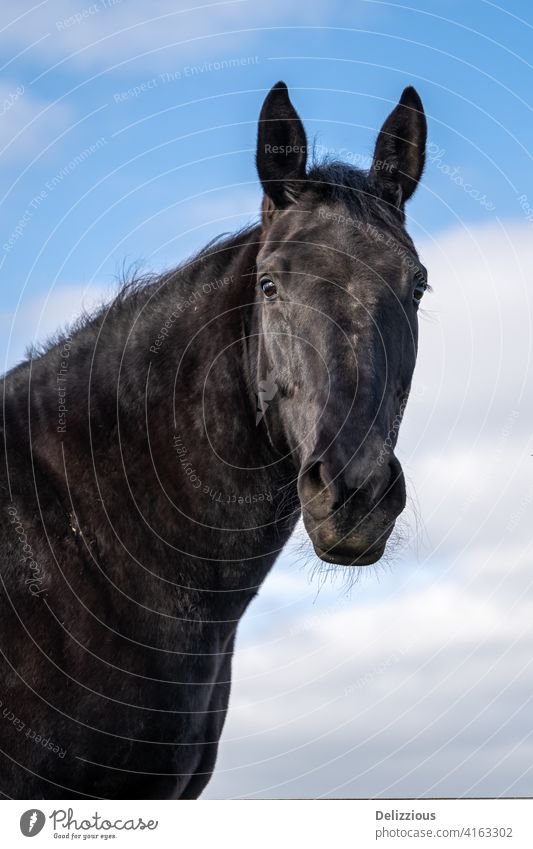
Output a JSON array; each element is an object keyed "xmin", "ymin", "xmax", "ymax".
[{"xmin": 256, "ymin": 82, "xmax": 308, "ymax": 220}]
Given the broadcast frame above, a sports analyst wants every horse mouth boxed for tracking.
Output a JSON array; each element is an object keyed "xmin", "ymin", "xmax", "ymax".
[{"xmin": 313, "ymin": 542, "xmax": 387, "ymax": 566}]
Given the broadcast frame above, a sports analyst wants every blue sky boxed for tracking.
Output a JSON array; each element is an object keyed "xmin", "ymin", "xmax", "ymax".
[
  {"xmin": 1, "ymin": 0, "xmax": 533, "ymax": 799},
  {"xmin": 1, "ymin": 1, "xmax": 532, "ymax": 331}
]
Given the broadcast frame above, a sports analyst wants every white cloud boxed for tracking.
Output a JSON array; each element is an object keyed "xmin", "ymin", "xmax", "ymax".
[
  {"xmin": 0, "ymin": 0, "xmax": 340, "ymax": 71},
  {"xmin": 206, "ymin": 562, "xmax": 533, "ymax": 797},
  {"xmin": 0, "ymin": 81, "xmax": 71, "ymax": 164},
  {"xmin": 206, "ymin": 545, "xmax": 533, "ymax": 798}
]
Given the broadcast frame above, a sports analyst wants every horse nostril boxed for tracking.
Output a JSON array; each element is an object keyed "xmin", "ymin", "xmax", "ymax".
[
  {"xmin": 307, "ymin": 461, "xmax": 327, "ymax": 490},
  {"xmin": 300, "ymin": 452, "xmax": 406, "ymax": 519},
  {"xmin": 298, "ymin": 459, "xmax": 341, "ymax": 516}
]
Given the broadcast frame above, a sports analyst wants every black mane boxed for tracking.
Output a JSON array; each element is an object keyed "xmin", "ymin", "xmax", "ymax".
[
  {"xmin": 306, "ymin": 160, "xmax": 404, "ymax": 228},
  {"xmin": 13, "ymin": 224, "xmax": 261, "ymax": 374}
]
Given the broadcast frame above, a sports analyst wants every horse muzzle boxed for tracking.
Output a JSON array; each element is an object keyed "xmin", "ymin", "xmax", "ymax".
[{"xmin": 297, "ymin": 449, "xmax": 406, "ymax": 566}]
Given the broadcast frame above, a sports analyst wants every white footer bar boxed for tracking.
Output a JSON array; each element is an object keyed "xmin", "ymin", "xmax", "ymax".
[{"xmin": 4, "ymin": 799, "xmax": 532, "ymax": 848}]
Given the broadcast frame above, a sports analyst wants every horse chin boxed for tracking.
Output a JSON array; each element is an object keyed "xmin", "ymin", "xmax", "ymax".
[
  {"xmin": 312, "ymin": 542, "xmax": 387, "ymax": 567},
  {"xmin": 304, "ymin": 518, "xmax": 394, "ymax": 567}
]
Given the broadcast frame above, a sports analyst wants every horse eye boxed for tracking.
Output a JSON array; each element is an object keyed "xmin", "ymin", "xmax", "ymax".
[
  {"xmin": 413, "ymin": 277, "xmax": 427, "ymax": 306},
  {"xmin": 260, "ymin": 276, "xmax": 278, "ymax": 300}
]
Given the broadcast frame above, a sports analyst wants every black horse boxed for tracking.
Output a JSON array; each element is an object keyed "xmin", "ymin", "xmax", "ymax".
[{"xmin": 0, "ymin": 82, "xmax": 427, "ymax": 799}]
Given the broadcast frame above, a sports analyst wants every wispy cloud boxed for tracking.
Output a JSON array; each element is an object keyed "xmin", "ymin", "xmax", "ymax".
[
  {"xmin": 0, "ymin": 0, "xmax": 342, "ymax": 72},
  {"xmin": 0, "ymin": 80, "xmax": 71, "ymax": 164}
]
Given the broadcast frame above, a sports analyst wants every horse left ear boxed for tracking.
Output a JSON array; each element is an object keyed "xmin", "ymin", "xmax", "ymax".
[
  {"xmin": 371, "ymin": 86, "xmax": 427, "ymax": 208},
  {"xmin": 256, "ymin": 81, "xmax": 308, "ymax": 216}
]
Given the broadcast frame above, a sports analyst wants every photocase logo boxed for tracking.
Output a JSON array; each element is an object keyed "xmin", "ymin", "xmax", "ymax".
[
  {"xmin": 255, "ymin": 370, "xmax": 278, "ymax": 425},
  {"xmin": 20, "ymin": 809, "xmax": 46, "ymax": 837}
]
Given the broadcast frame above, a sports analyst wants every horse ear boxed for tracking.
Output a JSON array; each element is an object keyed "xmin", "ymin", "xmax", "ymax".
[
  {"xmin": 256, "ymin": 81, "xmax": 308, "ymax": 216},
  {"xmin": 371, "ymin": 86, "xmax": 427, "ymax": 208}
]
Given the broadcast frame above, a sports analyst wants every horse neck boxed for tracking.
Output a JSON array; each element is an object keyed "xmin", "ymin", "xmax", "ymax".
[
  {"xmin": 7, "ymin": 226, "xmax": 299, "ymax": 609},
  {"xmin": 132, "ymin": 227, "xmax": 299, "ymax": 564},
  {"xmin": 149, "ymin": 226, "xmax": 265, "ymax": 440}
]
